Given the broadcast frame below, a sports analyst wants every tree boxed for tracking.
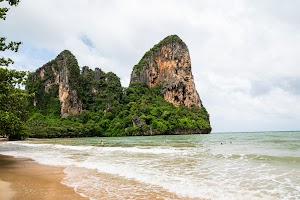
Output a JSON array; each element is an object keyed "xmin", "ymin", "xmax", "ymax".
[
  {"xmin": 1, "ymin": 0, "xmax": 21, "ymax": 67},
  {"xmin": 0, "ymin": 68, "xmax": 29, "ymax": 139},
  {"xmin": 0, "ymin": 0, "xmax": 29, "ymax": 140}
]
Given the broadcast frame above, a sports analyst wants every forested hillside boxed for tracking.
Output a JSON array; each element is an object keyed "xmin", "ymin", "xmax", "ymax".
[{"xmin": 25, "ymin": 36, "xmax": 211, "ymax": 138}]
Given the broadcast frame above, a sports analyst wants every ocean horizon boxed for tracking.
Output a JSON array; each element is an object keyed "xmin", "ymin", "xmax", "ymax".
[{"xmin": 1, "ymin": 131, "xmax": 299, "ymax": 199}]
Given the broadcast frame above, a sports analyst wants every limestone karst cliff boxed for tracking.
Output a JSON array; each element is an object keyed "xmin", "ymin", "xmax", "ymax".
[
  {"xmin": 130, "ymin": 35, "xmax": 202, "ymax": 108},
  {"xmin": 27, "ymin": 50, "xmax": 122, "ymax": 118},
  {"xmin": 27, "ymin": 50, "xmax": 82, "ymax": 117},
  {"xmin": 80, "ymin": 66, "xmax": 122, "ymax": 112},
  {"xmin": 26, "ymin": 36, "xmax": 211, "ymax": 137}
]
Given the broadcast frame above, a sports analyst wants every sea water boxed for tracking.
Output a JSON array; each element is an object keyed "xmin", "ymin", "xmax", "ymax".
[{"xmin": 0, "ymin": 132, "xmax": 299, "ymax": 199}]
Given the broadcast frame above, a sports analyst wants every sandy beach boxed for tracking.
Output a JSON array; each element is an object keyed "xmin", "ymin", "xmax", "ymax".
[
  {"xmin": 0, "ymin": 154, "xmax": 87, "ymax": 200},
  {"xmin": 1, "ymin": 133, "xmax": 299, "ymax": 199}
]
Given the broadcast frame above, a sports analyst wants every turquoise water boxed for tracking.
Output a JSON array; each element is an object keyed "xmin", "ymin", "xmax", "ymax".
[{"xmin": 1, "ymin": 132, "xmax": 299, "ymax": 199}]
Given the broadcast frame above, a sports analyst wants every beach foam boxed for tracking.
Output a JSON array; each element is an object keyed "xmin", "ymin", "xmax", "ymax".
[{"xmin": 1, "ymin": 132, "xmax": 300, "ymax": 199}]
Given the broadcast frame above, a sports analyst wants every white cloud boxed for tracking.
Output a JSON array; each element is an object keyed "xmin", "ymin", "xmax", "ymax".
[{"xmin": 2, "ymin": 0, "xmax": 300, "ymax": 132}]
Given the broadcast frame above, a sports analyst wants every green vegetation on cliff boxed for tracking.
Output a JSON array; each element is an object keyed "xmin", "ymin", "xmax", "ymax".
[
  {"xmin": 1, "ymin": 2, "xmax": 210, "ymax": 139},
  {"xmin": 26, "ymin": 81, "xmax": 211, "ymax": 138},
  {"xmin": 24, "ymin": 48, "xmax": 211, "ymax": 138},
  {"xmin": 80, "ymin": 66, "xmax": 122, "ymax": 112}
]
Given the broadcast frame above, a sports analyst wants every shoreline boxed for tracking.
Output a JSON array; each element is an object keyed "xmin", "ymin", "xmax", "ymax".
[{"xmin": 0, "ymin": 154, "xmax": 87, "ymax": 200}]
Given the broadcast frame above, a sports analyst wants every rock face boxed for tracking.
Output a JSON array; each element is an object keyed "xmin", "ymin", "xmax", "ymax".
[
  {"xmin": 26, "ymin": 45, "xmax": 211, "ymax": 137},
  {"xmin": 130, "ymin": 35, "xmax": 202, "ymax": 108},
  {"xmin": 31, "ymin": 50, "xmax": 82, "ymax": 117},
  {"xmin": 80, "ymin": 66, "xmax": 122, "ymax": 112}
]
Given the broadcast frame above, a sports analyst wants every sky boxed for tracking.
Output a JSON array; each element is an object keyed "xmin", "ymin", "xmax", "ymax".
[{"xmin": 2, "ymin": 0, "xmax": 300, "ymax": 132}]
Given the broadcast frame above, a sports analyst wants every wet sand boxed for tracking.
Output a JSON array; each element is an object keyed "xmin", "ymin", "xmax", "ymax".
[
  {"xmin": 0, "ymin": 154, "xmax": 87, "ymax": 200},
  {"xmin": 0, "ymin": 139, "xmax": 203, "ymax": 200}
]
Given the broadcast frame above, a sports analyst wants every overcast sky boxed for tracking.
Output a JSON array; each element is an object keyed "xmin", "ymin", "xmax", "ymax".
[{"xmin": 2, "ymin": 0, "xmax": 300, "ymax": 132}]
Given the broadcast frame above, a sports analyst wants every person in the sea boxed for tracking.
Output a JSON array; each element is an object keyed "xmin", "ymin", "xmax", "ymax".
[{"xmin": 100, "ymin": 140, "xmax": 104, "ymax": 146}]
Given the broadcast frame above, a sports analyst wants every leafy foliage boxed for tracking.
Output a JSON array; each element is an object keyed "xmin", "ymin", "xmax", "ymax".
[
  {"xmin": 0, "ymin": 68, "xmax": 30, "ymax": 139},
  {"xmin": 80, "ymin": 67, "xmax": 122, "ymax": 112},
  {"xmin": 1, "ymin": 0, "xmax": 21, "ymax": 67},
  {"xmin": 26, "ymin": 66, "xmax": 211, "ymax": 138},
  {"xmin": 0, "ymin": 0, "xmax": 31, "ymax": 140},
  {"xmin": 0, "ymin": 0, "xmax": 19, "ymax": 20}
]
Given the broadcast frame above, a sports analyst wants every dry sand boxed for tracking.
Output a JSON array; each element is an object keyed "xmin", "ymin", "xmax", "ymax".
[
  {"xmin": 0, "ymin": 154, "xmax": 87, "ymax": 200},
  {"xmin": 0, "ymin": 180, "xmax": 15, "ymax": 200}
]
